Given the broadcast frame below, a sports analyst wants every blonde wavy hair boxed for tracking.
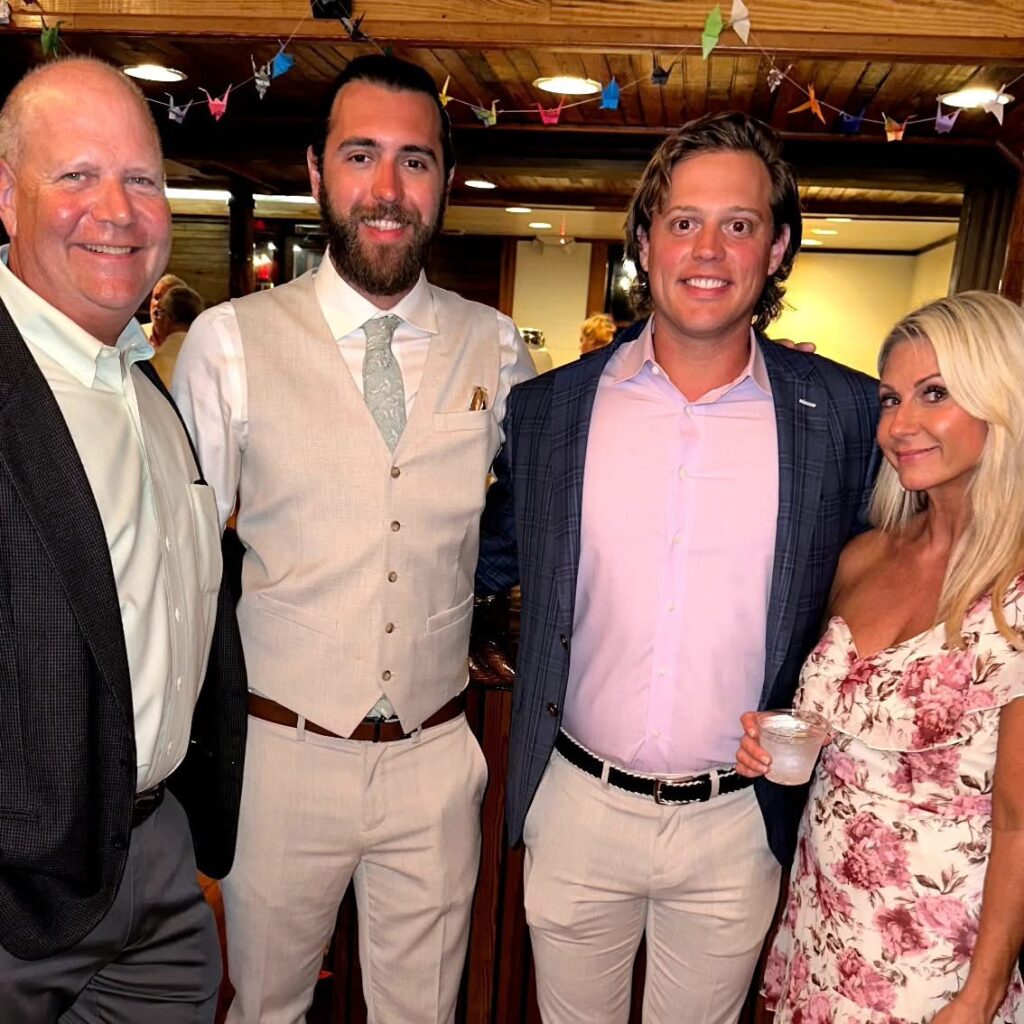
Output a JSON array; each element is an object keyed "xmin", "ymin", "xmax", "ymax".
[
  {"xmin": 870, "ymin": 290, "xmax": 1024, "ymax": 649},
  {"xmin": 580, "ymin": 312, "xmax": 616, "ymax": 355}
]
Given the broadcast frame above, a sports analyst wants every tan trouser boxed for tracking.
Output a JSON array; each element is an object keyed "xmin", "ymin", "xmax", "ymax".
[
  {"xmin": 523, "ymin": 751, "xmax": 781, "ymax": 1024},
  {"xmin": 223, "ymin": 712, "xmax": 487, "ymax": 1024}
]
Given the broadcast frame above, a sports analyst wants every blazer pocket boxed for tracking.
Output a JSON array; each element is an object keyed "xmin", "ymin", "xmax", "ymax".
[
  {"xmin": 426, "ymin": 593, "xmax": 474, "ymax": 634},
  {"xmin": 433, "ymin": 411, "xmax": 491, "ymax": 432},
  {"xmin": 252, "ymin": 591, "xmax": 339, "ymax": 639}
]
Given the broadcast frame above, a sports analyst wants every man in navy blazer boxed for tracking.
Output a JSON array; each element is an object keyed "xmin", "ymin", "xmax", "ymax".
[{"xmin": 478, "ymin": 113, "xmax": 880, "ymax": 1023}]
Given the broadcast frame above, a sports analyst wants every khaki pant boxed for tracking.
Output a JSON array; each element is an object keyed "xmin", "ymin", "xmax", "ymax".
[
  {"xmin": 524, "ymin": 752, "xmax": 781, "ymax": 1024},
  {"xmin": 223, "ymin": 712, "xmax": 487, "ymax": 1024}
]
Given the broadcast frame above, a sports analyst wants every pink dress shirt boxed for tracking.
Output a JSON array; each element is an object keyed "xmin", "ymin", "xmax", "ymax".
[{"xmin": 561, "ymin": 319, "xmax": 779, "ymax": 774}]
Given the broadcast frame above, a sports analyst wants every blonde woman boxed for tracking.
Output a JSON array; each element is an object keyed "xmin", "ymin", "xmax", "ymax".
[
  {"xmin": 737, "ymin": 291, "xmax": 1024, "ymax": 1023},
  {"xmin": 579, "ymin": 312, "xmax": 616, "ymax": 355}
]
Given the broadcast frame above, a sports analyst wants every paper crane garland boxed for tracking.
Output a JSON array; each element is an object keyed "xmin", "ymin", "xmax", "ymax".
[
  {"xmin": 600, "ymin": 77, "xmax": 621, "ymax": 111},
  {"xmin": 651, "ymin": 57, "xmax": 674, "ymax": 86},
  {"xmin": 789, "ymin": 85, "xmax": 826, "ymax": 125},
  {"xmin": 840, "ymin": 108, "xmax": 865, "ymax": 134},
  {"xmin": 0, "ymin": 2, "xmax": 11, "ymax": 26},
  {"xmin": 271, "ymin": 43, "xmax": 295, "ymax": 79},
  {"xmin": 537, "ymin": 100, "xmax": 564, "ymax": 126},
  {"xmin": 702, "ymin": 5, "xmax": 724, "ymax": 60},
  {"xmin": 471, "ymin": 101, "xmax": 498, "ymax": 127},
  {"xmin": 340, "ymin": 13, "xmax": 368, "ymax": 42},
  {"xmin": 730, "ymin": 0, "xmax": 751, "ymax": 43},
  {"xmin": 934, "ymin": 102, "xmax": 960, "ymax": 134},
  {"xmin": 883, "ymin": 114, "xmax": 907, "ymax": 141},
  {"xmin": 981, "ymin": 88, "xmax": 1007, "ymax": 125},
  {"xmin": 40, "ymin": 20, "xmax": 62, "ymax": 57},
  {"xmin": 252, "ymin": 56, "xmax": 273, "ymax": 99},
  {"xmin": 439, "ymin": 75, "xmax": 452, "ymax": 108},
  {"xmin": 201, "ymin": 87, "xmax": 231, "ymax": 122},
  {"xmin": 166, "ymin": 94, "xmax": 194, "ymax": 124},
  {"xmin": 767, "ymin": 65, "xmax": 788, "ymax": 93}
]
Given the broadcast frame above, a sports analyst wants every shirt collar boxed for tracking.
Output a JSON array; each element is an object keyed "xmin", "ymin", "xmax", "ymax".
[
  {"xmin": 0, "ymin": 244, "xmax": 152, "ymax": 389},
  {"xmin": 612, "ymin": 317, "xmax": 771, "ymax": 398},
  {"xmin": 313, "ymin": 252, "xmax": 437, "ymax": 340}
]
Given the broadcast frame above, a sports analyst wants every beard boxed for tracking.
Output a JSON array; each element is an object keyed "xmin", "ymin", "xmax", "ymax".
[{"xmin": 319, "ymin": 181, "xmax": 443, "ymax": 299}]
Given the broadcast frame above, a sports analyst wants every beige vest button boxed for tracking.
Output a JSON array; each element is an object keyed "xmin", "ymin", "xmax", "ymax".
[
  {"xmin": 385, "ymin": 623, "xmax": 395, "ymax": 633},
  {"xmin": 391, "ymin": 521, "xmax": 401, "ymax": 532},
  {"xmin": 382, "ymin": 670, "xmax": 392, "ymax": 681},
  {"xmin": 388, "ymin": 571, "xmax": 398, "ymax": 582},
  {"xmin": 391, "ymin": 466, "xmax": 401, "ymax": 478}
]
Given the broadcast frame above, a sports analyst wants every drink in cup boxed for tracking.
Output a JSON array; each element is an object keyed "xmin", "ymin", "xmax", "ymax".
[{"xmin": 756, "ymin": 710, "xmax": 828, "ymax": 785}]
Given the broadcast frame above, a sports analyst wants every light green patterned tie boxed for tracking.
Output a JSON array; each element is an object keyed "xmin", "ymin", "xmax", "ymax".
[{"xmin": 361, "ymin": 314, "xmax": 406, "ymax": 451}]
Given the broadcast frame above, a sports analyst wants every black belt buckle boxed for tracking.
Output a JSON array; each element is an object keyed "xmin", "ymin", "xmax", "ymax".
[
  {"xmin": 131, "ymin": 782, "xmax": 166, "ymax": 829},
  {"xmin": 653, "ymin": 778, "xmax": 665, "ymax": 805}
]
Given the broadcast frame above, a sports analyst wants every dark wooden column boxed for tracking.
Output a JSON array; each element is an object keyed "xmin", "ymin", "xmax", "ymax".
[
  {"xmin": 228, "ymin": 179, "xmax": 254, "ymax": 299},
  {"xmin": 949, "ymin": 184, "xmax": 1014, "ymax": 294},
  {"xmin": 1000, "ymin": 171, "xmax": 1024, "ymax": 304}
]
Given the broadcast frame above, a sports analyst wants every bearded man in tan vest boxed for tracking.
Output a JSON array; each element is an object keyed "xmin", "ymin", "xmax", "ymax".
[{"xmin": 173, "ymin": 54, "xmax": 533, "ymax": 1024}]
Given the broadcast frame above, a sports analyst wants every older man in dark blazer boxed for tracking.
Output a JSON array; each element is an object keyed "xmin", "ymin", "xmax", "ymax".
[
  {"xmin": 479, "ymin": 113, "xmax": 880, "ymax": 1023},
  {"xmin": 0, "ymin": 57, "xmax": 245, "ymax": 1022}
]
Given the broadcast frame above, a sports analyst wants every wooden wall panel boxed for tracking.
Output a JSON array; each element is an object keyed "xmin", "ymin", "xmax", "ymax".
[{"xmin": 168, "ymin": 216, "xmax": 231, "ymax": 309}]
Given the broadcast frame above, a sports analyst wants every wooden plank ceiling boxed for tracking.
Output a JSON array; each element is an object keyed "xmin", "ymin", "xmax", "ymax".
[{"xmin": 2, "ymin": 0, "xmax": 1023, "ymax": 217}]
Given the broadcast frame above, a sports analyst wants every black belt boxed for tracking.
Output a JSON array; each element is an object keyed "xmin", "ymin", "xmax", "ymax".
[
  {"xmin": 555, "ymin": 731, "xmax": 752, "ymax": 805},
  {"xmin": 131, "ymin": 782, "xmax": 165, "ymax": 829}
]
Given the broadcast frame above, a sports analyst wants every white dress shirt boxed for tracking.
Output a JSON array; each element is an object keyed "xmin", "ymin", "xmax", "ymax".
[
  {"xmin": 0, "ymin": 246, "xmax": 222, "ymax": 791},
  {"xmin": 173, "ymin": 255, "xmax": 533, "ymax": 529}
]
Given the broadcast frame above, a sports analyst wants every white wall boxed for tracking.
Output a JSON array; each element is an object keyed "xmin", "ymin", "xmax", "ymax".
[
  {"xmin": 512, "ymin": 241, "xmax": 592, "ymax": 368},
  {"xmin": 773, "ymin": 245, "xmax": 955, "ymax": 376},
  {"xmin": 509, "ymin": 240, "xmax": 956, "ymax": 377},
  {"xmin": 908, "ymin": 241, "xmax": 955, "ymax": 311}
]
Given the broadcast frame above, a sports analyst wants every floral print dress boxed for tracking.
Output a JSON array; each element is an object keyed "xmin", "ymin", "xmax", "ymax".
[{"xmin": 763, "ymin": 583, "xmax": 1024, "ymax": 1024}]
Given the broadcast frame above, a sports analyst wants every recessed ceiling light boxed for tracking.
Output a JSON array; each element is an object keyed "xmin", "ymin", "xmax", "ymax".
[
  {"xmin": 533, "ymin": 75, "xmax": 601, "ymax": 96},
  {"xmin": 826, "ymin": 217, "xmax": 853, "ymax": 223},
  {"xmin": 253, "ymin": 194, "xmax": 317, "ymax": 204},
  {"xmin": 802, "ymin": 239, "xmax": 824, "ymax": 246},
  {"xmin": 811, "ymin": 228, "xmax": 839, "ymax": 236},
  {"xmin": 165, "ymin": 187, "xmax": 231, "ymax": 201},
  {"xmin": 465, "ymin": 179, "xmax": 497, "ymax": 190},
  {"xmin": 123, "ymin": 64, "xmax": 187, "ymax": 83},
  {"xmin": 940, "ymin": 87, "xmax": 1013, "ymax": 109},
  {"xmin": 528, "ymin": 221, "xmax": 553, "ymax": 230},
  {"xmin": 505, "ymin": 206, "xmax": 532, "ymax": 214}
]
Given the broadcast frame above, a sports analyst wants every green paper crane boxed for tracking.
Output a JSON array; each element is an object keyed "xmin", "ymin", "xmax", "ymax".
[
  {"xmin": 40, "ymin": 20, "xmax": 62, "ymax": 57},
  {"xmin": 702, "ymin": 5, "xmax": 724, "ymax": 60}
]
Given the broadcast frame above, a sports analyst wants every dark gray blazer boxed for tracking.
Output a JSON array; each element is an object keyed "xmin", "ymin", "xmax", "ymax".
[
  {"xmin": 0, "ymin": 296, "xmax": 247, "ymax": 960},
  {"xmin": 478, "ymin": 327, "xmax": 880, "ymax": 867}
]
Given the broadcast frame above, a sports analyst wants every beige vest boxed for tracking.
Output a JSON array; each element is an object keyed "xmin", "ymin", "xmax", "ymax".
[{"xmin": 232, "ymin": 271, "xmax": 503, "ymax": 734}]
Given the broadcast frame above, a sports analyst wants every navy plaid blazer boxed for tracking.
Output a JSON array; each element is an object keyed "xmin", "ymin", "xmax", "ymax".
[{"xmin": 478, "ymin": 324, "xmax": 880, "ymax": 867}]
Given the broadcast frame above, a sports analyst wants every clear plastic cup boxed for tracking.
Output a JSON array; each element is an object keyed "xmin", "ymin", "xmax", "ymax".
[{"xmin": 756, "ymin": 710, "xmax": 828, "ymax": 785}]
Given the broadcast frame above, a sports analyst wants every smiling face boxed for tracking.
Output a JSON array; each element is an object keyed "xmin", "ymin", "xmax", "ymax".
[
  {"xmin": 0, "ymin": 65, "xmax": 171, "ymax": 344},
  {"xmin": 878, "ymin": 337, "xmax": 988, "ymax": 499},
  {"xmin": 636, "ymin": 149, "xmax": 789, "ymax": 353},
  {"xmin": 307, "ymin": 79, "xmax": 447, "ymax": 307}
]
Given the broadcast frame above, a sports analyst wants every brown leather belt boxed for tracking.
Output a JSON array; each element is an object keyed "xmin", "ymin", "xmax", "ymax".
[{"xmin": 247, "ymin": 692, "xmax": 465, "ymax": 742}]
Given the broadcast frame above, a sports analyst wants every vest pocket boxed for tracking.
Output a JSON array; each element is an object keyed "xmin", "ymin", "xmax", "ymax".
[
  {"xmin": 425, "ymin": 593, "xmax": 474, "ymax": 634},
  {"xmin": 433, "ymin": 410, "xmax": 491, "ymax": 432},
  {"xmin": 251, "ymin": 591, "xmax": 339, "ymax": 638}
]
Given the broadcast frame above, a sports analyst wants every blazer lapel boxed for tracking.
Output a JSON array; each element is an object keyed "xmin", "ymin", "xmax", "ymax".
[
  {"xmin": 760, "ymin": 341, "xmax": 828, "ymax": 704},
  {"xmin": 0, "ymin": 300, "xmax": 133, "ymax": 727},
  {"xmin": 550, "ymin": 344, "xmax": 622, "ymax": 630}
]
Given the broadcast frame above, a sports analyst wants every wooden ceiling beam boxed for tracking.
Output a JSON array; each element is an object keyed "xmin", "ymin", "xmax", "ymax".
[{"xmin": 7, "ymin": 0, "xmax": 1024, "ymax": 63}]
